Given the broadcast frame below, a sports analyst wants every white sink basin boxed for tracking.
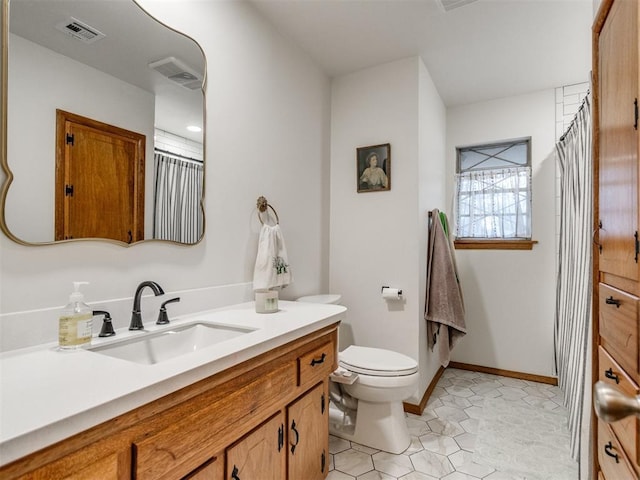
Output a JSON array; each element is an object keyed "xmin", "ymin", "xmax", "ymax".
[{"xmin": 89, "ymin": 322, "xmax": 255, "ymax": 365}]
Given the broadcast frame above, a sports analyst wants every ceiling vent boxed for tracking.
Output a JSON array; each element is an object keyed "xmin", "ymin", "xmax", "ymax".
[
  {"xmin": 55, "ymin": 17, "xmax": 106, "ymax": 44},
  {"xmin": 436, "ymin": 0, "xmax": 479, "ymax": 12},
  {"xmin": 148, "ymin": 57, "xmax": 203, "ymax": 90}
]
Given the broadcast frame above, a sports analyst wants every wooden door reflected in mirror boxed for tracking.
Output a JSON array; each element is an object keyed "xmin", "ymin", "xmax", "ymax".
[{"xmin": 55, "ymin": 110, "xmax": 145, "ymax": 243}]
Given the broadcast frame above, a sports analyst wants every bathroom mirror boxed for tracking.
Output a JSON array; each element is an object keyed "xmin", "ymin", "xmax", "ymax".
[{"xmin": 0, "ymin": 0, "xmax": 206, "ymax": 245}]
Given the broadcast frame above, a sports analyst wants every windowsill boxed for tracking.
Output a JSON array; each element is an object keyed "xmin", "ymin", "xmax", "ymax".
[{"xmin": 453, "ymin": 239, "xmax": 538, "ymax": 250}]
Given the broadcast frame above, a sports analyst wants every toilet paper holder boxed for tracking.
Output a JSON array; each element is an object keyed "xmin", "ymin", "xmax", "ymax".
[{"xmin": 381, "ymin": 286, "xmax": 403, "ymax": 299}]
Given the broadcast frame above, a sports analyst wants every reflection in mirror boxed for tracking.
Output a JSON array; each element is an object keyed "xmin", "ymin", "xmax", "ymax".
[{"xmin": 1, "ymin": 0, "xmax": 206, "ymax": 245}]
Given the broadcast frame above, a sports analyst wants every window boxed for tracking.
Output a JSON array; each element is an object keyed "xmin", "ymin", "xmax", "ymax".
[{"xmin": 454, "ymin": 138, "xmax": 534, "ymax": 249}]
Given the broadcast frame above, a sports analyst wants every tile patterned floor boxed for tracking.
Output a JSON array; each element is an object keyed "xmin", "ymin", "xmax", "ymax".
[{"xmin": 326, "ymin": 368, "xmax": 577, "ymax": 480}]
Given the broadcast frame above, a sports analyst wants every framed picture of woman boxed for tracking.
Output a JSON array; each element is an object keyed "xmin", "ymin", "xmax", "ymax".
[{"xmin": 357, "ymin": 143, "xmax": 390, "ymax": 193}]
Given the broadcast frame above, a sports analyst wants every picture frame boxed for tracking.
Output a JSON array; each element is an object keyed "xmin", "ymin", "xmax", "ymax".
[{"xmin": 357, "ymin": 143, "xmax": 390, "ymax": 193}]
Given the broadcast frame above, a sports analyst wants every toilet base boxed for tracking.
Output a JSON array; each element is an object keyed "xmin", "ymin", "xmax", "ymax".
[{"xmin": 329, "ymin": 399, "xmax": 411, "ymax": 454}]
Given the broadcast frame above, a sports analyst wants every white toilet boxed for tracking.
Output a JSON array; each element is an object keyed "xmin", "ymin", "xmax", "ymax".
[{"xmin": 296, "ymin": 294, "xmax": 419, "ymax": 454}]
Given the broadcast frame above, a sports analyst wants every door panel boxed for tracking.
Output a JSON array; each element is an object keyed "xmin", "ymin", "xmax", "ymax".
[
  {"xmin": 598, "ymin": 0, "xmax": 639, "ymax": 282},
  {"xmin": 288, "ymin": 383, "xmax": 329, "ymax": 480},
  {"xmin": 226, "ymin": 412, "xmax": 285, "ymax": 480}
]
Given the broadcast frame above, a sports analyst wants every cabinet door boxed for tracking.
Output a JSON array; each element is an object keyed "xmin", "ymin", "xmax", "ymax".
[
  {"xmin": 598, "ymin": 0, "xmax": 639, "ymax": 282},
  {"xmin": 226, "ymin": 412, "xmax": 285, "ymax": 480},
  {"xmin": 182, "ymin": 454, "xmax": 224, "ymax": 480},
  {"xmin": 288, "ymin": 382, "xmax": 329, "ymax": 480}
]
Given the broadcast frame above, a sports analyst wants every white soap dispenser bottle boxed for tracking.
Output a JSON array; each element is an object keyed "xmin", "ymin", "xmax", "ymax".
[{"xmin": 58, "ymin": 281, "xmax": 93, "ymax": 350}]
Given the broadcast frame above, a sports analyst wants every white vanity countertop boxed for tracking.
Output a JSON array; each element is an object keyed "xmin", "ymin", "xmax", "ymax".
[{"xmin": 0, "ymin": 301, "xmax": 345, "ymax": 466}]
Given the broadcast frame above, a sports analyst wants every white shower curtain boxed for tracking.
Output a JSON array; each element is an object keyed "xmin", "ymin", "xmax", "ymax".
[{"xmin": 555, "ymin": 94, "xmax": 592, "ymax": 463}]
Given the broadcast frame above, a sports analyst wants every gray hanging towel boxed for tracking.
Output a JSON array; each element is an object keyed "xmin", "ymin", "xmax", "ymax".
[{"xmin": 425, "ymin": 209, "xmax": 466, "ymax": 367}]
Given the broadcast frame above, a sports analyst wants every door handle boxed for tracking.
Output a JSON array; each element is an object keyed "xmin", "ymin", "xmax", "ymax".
[
  {"xmin": 290, "ymin": 419, "xmax": 300, "ymax": 454},
  {"xmin": 594, "ymin": 381, "xmax": 640, "ymax": 423},
  {"xmin": 604, "ymin": 442, "xmax": 619, "ymax": 463},
  {"xmin": 604, "ymin": 368, "xmax": 620, "ymax": 384},
  {"xmin": 231, "ymin": 465, "xmax": 240, "ymax": 480},
  {"xmin": 605, "ymin": 296, "xmax": 621, "ymax": 308}
]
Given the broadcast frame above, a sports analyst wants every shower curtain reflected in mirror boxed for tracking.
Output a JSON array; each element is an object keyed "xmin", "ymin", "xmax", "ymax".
[{"xmin": 153, "ymin": 152, "xmax": 204, "ymax": 244}]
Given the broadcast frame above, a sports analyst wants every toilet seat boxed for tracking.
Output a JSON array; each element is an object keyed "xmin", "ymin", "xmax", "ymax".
[{"xmin": 339, "ymin": 345, "xmax": 418, "ymax": 377}]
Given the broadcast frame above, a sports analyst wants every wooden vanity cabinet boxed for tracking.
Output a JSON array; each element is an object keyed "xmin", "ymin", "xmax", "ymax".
[
  {"xmin": 0, "ymin": 324, "xmax": 338, "ymax": 480},
  {"xmin": 593, "ymin": 0, "xmax": 640, "ymax": 478}
]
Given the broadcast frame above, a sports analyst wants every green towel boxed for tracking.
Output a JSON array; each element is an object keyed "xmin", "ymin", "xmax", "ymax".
[{"xmin": 439, "ymin": 212, "xmax": 449, "ymax": 237}]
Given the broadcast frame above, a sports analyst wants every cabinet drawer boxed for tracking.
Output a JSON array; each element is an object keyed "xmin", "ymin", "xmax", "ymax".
[
  {"xmin": 599, "ymin": 283, "xmax": 639, "ymax": 380},
  {"xmin": 60, "ymin": 453, "xmax": 120, "ymax": 480},
  {"xmin": 599, "ymin": 346, "xmax": 640, "ymax": 471},
  {"xmin": 299, "ymin": 342, "xmax": 335, "ymax": 386},
  {"xmin": 598, "ymin": 421, "xmax": 636, "ymax": 480}
]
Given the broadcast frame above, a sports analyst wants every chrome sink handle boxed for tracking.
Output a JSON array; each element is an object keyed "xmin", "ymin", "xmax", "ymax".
[{"xmin": 594, "ymin": 381, "xmax": 640, "ymax": 423}]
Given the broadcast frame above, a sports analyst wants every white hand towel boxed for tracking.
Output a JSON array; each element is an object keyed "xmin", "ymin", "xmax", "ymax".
[{"xmin": 253, "ymin": 224, "xmax": 292, "ymax": 290}]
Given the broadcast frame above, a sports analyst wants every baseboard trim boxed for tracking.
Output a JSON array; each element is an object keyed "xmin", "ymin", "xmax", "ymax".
[
  {"xmin": 448, "ymin": 361, "xmax": 558, "ymax": 386},
  {"xmin": 402, "ymin": 362, "xmax": 557, "ymax": 416},
  {"xmin": 403, "ymin": 366, "xmax": 446, "ymax": 415}
]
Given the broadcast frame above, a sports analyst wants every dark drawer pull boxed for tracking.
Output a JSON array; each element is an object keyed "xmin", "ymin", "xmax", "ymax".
[
  {"xmin": 310, "ymin": 353, "xmax": 326, "ymax": 366},
  {"xmin": 604, "ymin": 441, "xmax": 620, "ymax": 463},
  {"xmin": 605, "ymin": 368, "xmax": 620, "ymax": 384},
  {"xmin": 605, "ymin": 296, "xmax": 621, "ymax": 308}
]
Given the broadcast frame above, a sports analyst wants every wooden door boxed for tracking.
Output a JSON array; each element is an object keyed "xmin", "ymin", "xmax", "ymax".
[
  {"xmin": 226, "ymin": 412, "xmax": 285, "ymax": 480},
  {"xmin": 55, "ymin": 110, "xmax": 145, "ymax": 243},
  {"xmin": 287, "ymin": 382, "xmax": 329, "ymax": 480},
  {"xmin": 597, "ymin": 0, "xmax": 639, "ymax": 283},
  {"xmin": 593, "ymin": 0, "xmax": 640, "ymax": 477}
]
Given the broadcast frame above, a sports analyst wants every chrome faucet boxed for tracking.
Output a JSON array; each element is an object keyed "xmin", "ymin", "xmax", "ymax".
[{"xmin": 129, "ymin": 281, "xmax": 165, "ymax": 330}]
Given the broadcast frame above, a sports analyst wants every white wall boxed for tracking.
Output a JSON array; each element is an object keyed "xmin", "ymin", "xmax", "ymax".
[
  {"xmin": 417, "ymin": 59, "xmax": 448, "ymax": 394},
  {"xmin": 0, "ymin": 0, "xmax": 331, "ymax": 347},
  {"xmin": 446, "ymin": 90, "xmax": 557, "ymax": 376},
  {"xmin": 330, "ymin": 57, "xmax": 446, "ymax": 401},
  {"xmin": 6, "ymin": 34, "xmax": 155, "ymax": 242}
]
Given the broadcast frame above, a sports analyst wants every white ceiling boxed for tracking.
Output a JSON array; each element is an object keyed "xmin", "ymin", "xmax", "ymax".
[
  {"xmin": 8, "ymin": 0, "xmax": 593, "ymax": 139},
  {"xmin": 249, "ymin": 0, "xmax": 594, "ymax": 106}
]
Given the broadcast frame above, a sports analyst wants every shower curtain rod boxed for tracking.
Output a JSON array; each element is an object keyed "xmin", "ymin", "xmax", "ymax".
[
  {"xmin": 559, "ymin": 92, "xmax": 590, "ymax": 143},
  {"xmin": 154, "ymin": 148, "xmax": 203, "ymax": 164}
]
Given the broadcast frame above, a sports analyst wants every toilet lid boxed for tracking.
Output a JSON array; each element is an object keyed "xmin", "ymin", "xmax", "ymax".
[
  {"xmin": 339, "ymin": 345, "xmax": 418, "ymax": 377},
  {"xmin": 296, "ymin": 294, "xmax": 342, "ymax": 305}
]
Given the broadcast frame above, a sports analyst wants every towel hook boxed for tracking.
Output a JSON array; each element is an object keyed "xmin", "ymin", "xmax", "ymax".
[{"xmin": 256, "ymin": 196, "xmax": 280, "ymax": 225}]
